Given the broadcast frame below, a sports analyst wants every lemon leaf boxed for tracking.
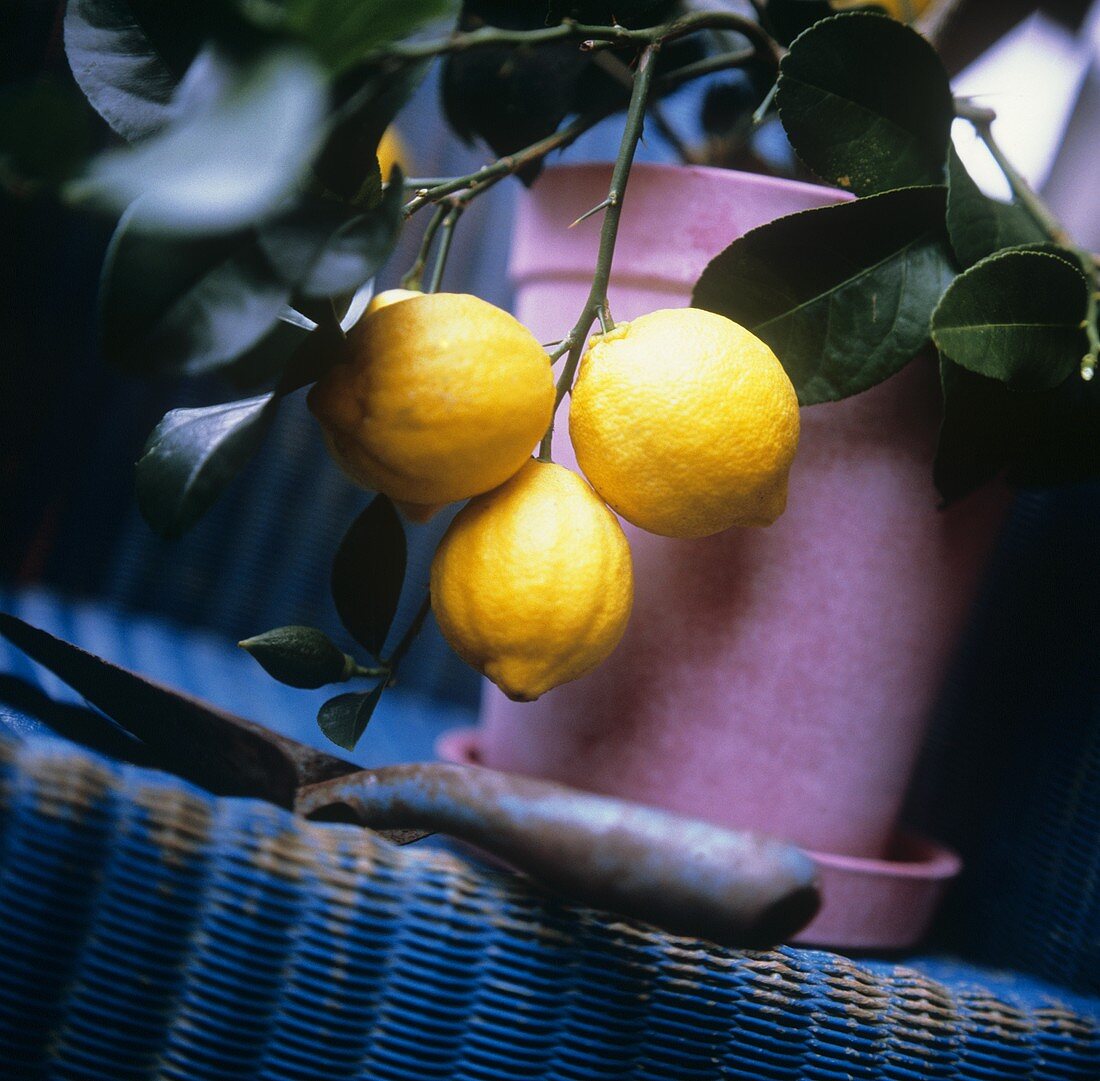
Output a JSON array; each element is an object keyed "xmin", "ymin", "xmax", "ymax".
[
  {"xmin": 692, "ymin": 185, "xmax": 956, "ymax": 405},
  {"xmin": 946, "ymin": 144, "xmax": 1047, "ymax": 269},
  {"xmin": 135, "ymin": 394, "xmax": 277, "ymax": 538},
  {"xmin": 318, "ymin": 685, "xmax": 386, "ymax": 751},
  {"xmin": 331, "ymin": 497, "xmax": 407, "ymax": 657},
  {"xmin": 776, "ymin": 13, "xmax": 954, "ymax": 195},
  {"xmin": 931, "ymin": 248, "xmax": 1089, "ymax": 391}
]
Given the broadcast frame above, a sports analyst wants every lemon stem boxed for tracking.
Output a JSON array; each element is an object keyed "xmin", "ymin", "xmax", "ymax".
[
  {"xmin": 538, "ymin": 43, "xmax": 661, "ymax": 463},
  {"xmin": 957, "ymin": 99, "xmax": 1100, "ymax": 380},
  {"xmin": 426, "ymin": 203, "xmax": 464, "ymax": 293},
  {"xmin": 381, "ymin": 593, "xmax": 433, "ymax": 683},
  {"xmin": 401, "ymin": 203, "xmax": 449, "ymax": 290}
]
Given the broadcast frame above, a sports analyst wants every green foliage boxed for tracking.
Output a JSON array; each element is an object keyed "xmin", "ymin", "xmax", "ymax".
[
  {"xmin": 69, "ymin": 46, "xmax": 327, "ymax": 235},
  {"xmin": 135, "ymin": 394, "xmax": 276, "ymax": 537},
  {"xmin": 331, "ymin": 497, "xmax": 407, "ymax": 658},
  {"xmin": 945, "ymin": 145, "xmax": 1046, "ymax": 268},
  {"xmin": 239, "ymin": 625, "xmax": 354, "ymax": 688},
  {"xmin": 317, "ymin": 684, "xmax": 386, "ymax": 750},
  {"xmin": 692, "ymin": 186, "xmax": 957, "ymax": 404},
  {"xmin": 776, "ymin": 13, "xmax": 954, "ymax": 195},
  {"xmin": 931, "ymin": 248, "xmax": 1089, "ymax": 390}
]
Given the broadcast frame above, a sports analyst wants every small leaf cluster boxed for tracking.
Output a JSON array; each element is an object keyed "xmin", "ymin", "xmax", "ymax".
[
  {"xmin": 240, "ymin": 495, "xmax": 414, "ymax": 750},
  {"xmin": 692, "ymin": 12, "xmax": 1098, "ymax": 502}
]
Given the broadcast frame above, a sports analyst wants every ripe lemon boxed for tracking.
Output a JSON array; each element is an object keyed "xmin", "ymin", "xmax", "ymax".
[
  {"xmin": 569, "ymin": 308, "xmax": 799, "ymax": 538},
  {"xmin": 430, "ymin": 460, "xmax": 633, "ymax": 701},
  {"xmin": 309, "ymin": 293, "xmax": 554, "ymax": 508},
  {"xmin": 364, "ymin": 287, "xmax": 420, "ymax": 315},
  {"xmin": 376, "ymin": 126, "xmax": 407, "ymax": 180},
  {"xmin": 830, "ymin": 0, "xmax": 932, "ymax": 19}
]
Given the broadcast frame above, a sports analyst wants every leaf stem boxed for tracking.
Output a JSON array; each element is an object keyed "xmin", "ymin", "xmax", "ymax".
[
  {"xmin": 381, "ymin": 593, "xmax": 433, "ymax": 681},
  {"xmin": 538, "ymin": 43, "xmax": 661, "ymax": 462},
  {"xmin": 959, "ymin": 101, "xmax": 1099, "ymax": 379},
  {"xmin": 400, "ymin": 202, "xmax": 448, "ymax": 290},
  {"xmin": 426, "ymin": 203, "xmax": 464, "ymax": 293}
]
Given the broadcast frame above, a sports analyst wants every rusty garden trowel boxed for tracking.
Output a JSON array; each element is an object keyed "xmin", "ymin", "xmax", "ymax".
[{"xmin": 0, "ymin": 611, "xmax": 820, "ymax": 948}]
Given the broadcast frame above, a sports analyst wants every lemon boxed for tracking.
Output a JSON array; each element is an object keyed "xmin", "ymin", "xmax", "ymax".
[
  {"xmin": 568, "ymin": 308, "xmax": 799, "ymax": 538},
  {"xmin": 309, "ymin": 293, "xmax": 554, "ymax": 508},
  {"xmin": 376, "ymin": 126, "xmax": 407, "ymax": 180},
  {"xmin": 830, "ymin": 0, "xmax": 932, "ymax": 19},
  {"xmin": 364, "ymin": 287, "xmax": 420, "ymax": 316},
  {"xmin": 431, "ymin": 460, "xmax": 633, "ymax": 701}
]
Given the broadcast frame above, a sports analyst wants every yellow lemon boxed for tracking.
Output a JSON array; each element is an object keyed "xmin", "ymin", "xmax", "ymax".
[
  {"xmin": 431, "ymin": 460, "xmax": 633, "ymax": 701},
  {"xmin": 376, "ymin": 126, "xmax": 408, "ymax": 180},
  {"xmin": 364, "ymin": 287, "xmax": 420, "ymax": 316},
  {"xmin": 309, "ymin": 293, "xmax": 554, "ymax": 508},
  {"xmin": 830, "ymin": 0, "xmax": 932, "ymax": 19},
  {"xmin": 568, "ymin": 308, "xmax": 799, "ymax": 538}
]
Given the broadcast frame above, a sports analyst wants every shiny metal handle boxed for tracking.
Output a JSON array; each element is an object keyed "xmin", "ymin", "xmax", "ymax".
[{"xmin": 297, "ymin": 762, "xmax": 819, "ymax": 948}]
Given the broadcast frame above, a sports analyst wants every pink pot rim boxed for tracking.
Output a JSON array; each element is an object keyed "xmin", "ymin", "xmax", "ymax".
[
  {"xmin": 435, "ymin": 726, "xmax": 962, "ymax": 950},
  {"xmin": 528, "ymin": 160, "xmax": 850, "ymax": 203}
]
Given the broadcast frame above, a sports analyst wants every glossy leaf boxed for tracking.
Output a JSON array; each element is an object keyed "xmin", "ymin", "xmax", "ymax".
[
  {"xmin": 70, "ymin": 46, "xmax": 326, "ymax": 234},
  {"xmin": 257, "ymin": 169, "xmax": 405, "ymax": 298},
  {"xmin": 692, "ymin": 186, "xmax": 957, "ymax": 404},
  {"xmin": 63, "ymin": 0, "xmax": 207, "ymax": 140},
  {"xmin": 331, "ymin": 497, "xmax": 407, "ymax": 657},
  {"xmin": 135, "ymin": 393, "xmax": 276, "ymax": 537},
  {"xmin": 278, "ymin": 0, "xmax": 454, "ymax": 74},
  {"xmin": 100, "ymin": 211, "xmax": 291, "ymax": 375},
  {"xmin": 945, "ymin": 144, "xmax": 1046, "ymax": 268},
  {"xmin": 931, "ymin": 248, "xmax": 1089, "ymax": 390},
  {"xmin": 239, "ymin": 625, "xmax": 352, "ymax": 688},
  {"xmin": 934, "ymin": 358, "xmax": 1016, "ymax": 503},
  {"xmin": 776, "ymin": 13, "xmax": 954, "ymax": 195},
  {"xmin": 318, "ymin": 684, "xmax": 386, "ymax": 751}
]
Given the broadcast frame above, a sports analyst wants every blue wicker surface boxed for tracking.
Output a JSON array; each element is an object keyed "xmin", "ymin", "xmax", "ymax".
[{"xmin": 0, "ymin": 730, "xmax": 1097, "ymax": 1081}]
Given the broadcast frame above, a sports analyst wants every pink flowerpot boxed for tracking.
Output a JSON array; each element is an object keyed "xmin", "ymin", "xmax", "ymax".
[{"xmin": 444, "ymin": 163, "xmax": 1008, "ymax": 949}]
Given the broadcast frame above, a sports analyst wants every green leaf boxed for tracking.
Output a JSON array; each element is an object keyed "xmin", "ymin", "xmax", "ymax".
[
  {"xmin": 257, "ymin": 169, "xmax": 405, "ymax": 298},
  {"xmin": 63, "ymin": 0, "xmax": 208, "ymax": 140},
  {"xmin": 247, "ymin": 0, "xmax": 454, "ymax": 74},
  {"xmin": 945, "ymin": 144, "xmax": 1046, "ymax": 268},
  {"xmin": 317, "ymin": 684, "xmax": 386, "ymax": 751},
  {"xmin": 0, "ymin": 81, "xmax": 95, "ymax": 188},
  {"xmin": 135, "ymin": 393, "xmax": 276, "ymax": 537},
  {"xmin": 69, "ymin": 46, "xmax": 326, "ymax": 234},
  {"xmin": 100, "ymin": 211, "xmax": 292, "ymax": 375},
  {"xmin": 331, "ymin": 496, "xmax": 407, "ymax": 657},
  {"xmin": 239, "ymin": 625, "xmax": 353, "ymax": 688},
  {"xmin": 931, "ymin": 249, "xmax": 1089, "ymax": 390},
  {"xmin": 692, "ymin": 185, "xmax": 957, "ymax": 404},
  {"xmin": 776, "ymin": 13, "xmax": 954, "ymax": 195},
  {"xmin": 934, "ymin": 358, "xmax": 1016, "ymax": 503}
]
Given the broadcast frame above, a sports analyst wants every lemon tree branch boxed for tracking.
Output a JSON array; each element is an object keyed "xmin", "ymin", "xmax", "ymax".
[{"xmin": 539, "ymin": 42, "xmax": 661, "ymax": 462}]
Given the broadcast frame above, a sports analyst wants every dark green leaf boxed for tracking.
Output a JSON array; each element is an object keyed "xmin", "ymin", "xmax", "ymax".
[
  {"xmin": 69, "ymin": 46, "xmax": 326, "ymax": 234},
  {"xmin": 315, "ymin": 60, "xmax": 428, "ymax": 205},
  {"xmin": 945, "ymin": 144, "xmax": 1046, "ymax": 268},
  {"xmin": 100, "ymin": 211, "xmax": 291, "ymax": 375},
  {"xmin": 135, "ymin": 393, "xmax": 276, "ymax": 537},
  {"xmin": 776, "ymin": 13, "xmax": 954, "ymax": 195},
  {"xmin": 280, "ymin": 0, "xmax": 454, "ymax": 74},
  {"xmin": 63, "ymin": 0, "xmax": 207, "ymax": 140},
  {"xmin": 1008, "ymin": 372, "xmax": 1100, "ymax": 488},
  {"xmin": 223, "ymin": 310, "xmax": 315, "ymax": 388},
  {"xmin": 317, "ymin": 684, "xmax": 386, "ymax": 750},
  {"xmin": 931, "ymin": 249, "xmax": 1088, "ymax": 390},
  {"xmin": 692, "ymin": 185, "xmax": 957, "ymax": 404},
  {"xmin": 239, "ymin": 625, "xmax": 353, "ymax": 688},
  {"xmin": 0, "ymin": 81, "xmax": 95, "ymax": 188},
  {"xmin": 331, "ymin": 496, "xmax": 407, "ymax": 656},
  {"xmin": 934, "ymin": 357, "xmax": 1016, "ymax": 503}
]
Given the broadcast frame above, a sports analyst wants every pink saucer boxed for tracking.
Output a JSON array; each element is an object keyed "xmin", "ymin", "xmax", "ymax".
[{"xmin": 436, "ymin": 726, "xmax": 962, "ymax": 952}]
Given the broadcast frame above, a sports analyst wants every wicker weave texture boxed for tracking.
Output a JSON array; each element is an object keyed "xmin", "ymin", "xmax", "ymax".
[{"xmin": 1, "ymin": 734, "xmax": 1097, "ymax": 1081}]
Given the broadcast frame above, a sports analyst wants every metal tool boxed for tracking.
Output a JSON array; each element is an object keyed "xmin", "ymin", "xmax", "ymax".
[{"xmin": 0, "ymin": 612, "xmax": 819, "ymax": 948}]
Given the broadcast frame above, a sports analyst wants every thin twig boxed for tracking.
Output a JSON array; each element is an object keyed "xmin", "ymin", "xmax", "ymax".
[
  {"xmin": 383, "ymin": 593, "xmax": 433, "ymax": 680},
  {"xmin": 400, "ymin": 202, "xmax": 448, "ymax": 290},
  {"xmin": 538, "ymin": 43, "xmax": 662, "ymax": 461},
  {"xmin": 425, "ymin": 203, "xmax": 464, "ymax": 293}
]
